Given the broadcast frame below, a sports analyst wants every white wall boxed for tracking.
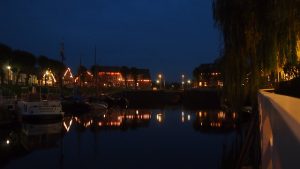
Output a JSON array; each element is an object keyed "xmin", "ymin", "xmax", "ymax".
[{"xmin": 259, "ymin": 90, "xmax": 300, "ymax": 169}]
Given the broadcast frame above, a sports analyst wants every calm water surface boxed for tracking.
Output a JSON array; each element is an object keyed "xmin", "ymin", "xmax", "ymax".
[{"xmin": 1, "ymin": 108, "xmax": 239, "ymax": 169}]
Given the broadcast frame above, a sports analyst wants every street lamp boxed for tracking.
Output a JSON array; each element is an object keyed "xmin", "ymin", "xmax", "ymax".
[
  {"xmin": 158, "ymin": 74, "xmax": 162, "ymax": 89},
  {"xmin": 181, "ymin": 74, "xmax": 185, "ymax": 89},
  {"xmin": 187, "ymin": 79, "xmax": 191, "ymax": 89},
  {"xmin": 6, "ymin": 65, "xmax": 11, "ymax": 84}
]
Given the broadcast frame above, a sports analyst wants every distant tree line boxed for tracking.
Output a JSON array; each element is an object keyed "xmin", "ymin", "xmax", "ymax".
[{"xmin": 0, "ymin": 43, "xmax": 65, "ymax": 85}]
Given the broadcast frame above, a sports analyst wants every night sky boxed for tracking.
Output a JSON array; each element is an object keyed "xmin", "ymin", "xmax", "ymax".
[{"xmin": 0, "ymin": 0, "xmax": 219, "ymax": 82}]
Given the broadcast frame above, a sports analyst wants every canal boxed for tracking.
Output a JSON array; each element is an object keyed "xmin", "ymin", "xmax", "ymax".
[{"xmin": 1, "ymin": 108, "xmax": 243, "ymax": 169}]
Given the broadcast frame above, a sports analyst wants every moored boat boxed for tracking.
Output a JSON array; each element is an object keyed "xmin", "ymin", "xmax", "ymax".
[
  {"xmin": 17, "ymin": 87, "xmax": 64, "ymax": 121},
  {"xmin": 17, "ymin": 99, "xmax": 64, "ymax": 121},
  {"xmin": 89, "ymin": 102, "xmax": 108, "ymax": 112}
]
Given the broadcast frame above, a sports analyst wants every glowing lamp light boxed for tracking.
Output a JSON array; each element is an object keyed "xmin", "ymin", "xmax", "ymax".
[
  {"xmin": 156, "ymin": 113, "xmax": 163, "ymax": 123},
  {"xmin": 6, "ymin": 139, "xmax": 10, "ymax": 145},
  {"xmin": 6, "ymin": 65, "xmax": 11, "ymax": 70}
]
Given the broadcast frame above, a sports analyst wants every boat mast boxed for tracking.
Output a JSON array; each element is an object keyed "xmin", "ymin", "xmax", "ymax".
[
  {"xmin": 60, "ymin": 41, "xmax": 65, "ymax": 97},
  {"xmin": 94, "ymin": 45, "xmax": 99, "ymax": 96}
]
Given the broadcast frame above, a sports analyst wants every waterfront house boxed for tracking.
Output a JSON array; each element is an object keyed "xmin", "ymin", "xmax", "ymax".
[
  {"xmin": 194, "ymin": 64, "xmax": 223, "ymax": 88},
  {"xmin": 94, "ymin": 66, "xmax": 152, "ymax": 89}
]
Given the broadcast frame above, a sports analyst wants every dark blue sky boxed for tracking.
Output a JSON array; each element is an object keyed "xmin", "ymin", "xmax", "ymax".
[{"xmin": 0, "ymin": 0, "xmax": 219, "ymax": 82}]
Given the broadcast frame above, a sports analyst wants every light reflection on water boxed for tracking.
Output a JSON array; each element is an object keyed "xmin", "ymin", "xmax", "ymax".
[{"xmin": 1, "ymin": 109, "xmax": 239, "ymax": 169}]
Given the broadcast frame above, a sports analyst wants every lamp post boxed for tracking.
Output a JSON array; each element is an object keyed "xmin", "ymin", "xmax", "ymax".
[
  {"xmin": 6, "ymin": 65, "xmax": 11, "ymax": 84},
  {"xmin": 187, "ymin": 79, "xmax": 191, "ymax": 89},
  {"xmin": 158, "ymin": 74, "xmax": 162, "ymax": 89},
  {"xmin": 181, "ymin": 74, "xmax": 185, "ymax": 89}
]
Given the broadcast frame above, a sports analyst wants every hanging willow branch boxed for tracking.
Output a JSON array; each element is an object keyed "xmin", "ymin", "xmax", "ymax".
[{"xmin": 213, "ymin": 0, "xmax": 300, "ymax": 110}]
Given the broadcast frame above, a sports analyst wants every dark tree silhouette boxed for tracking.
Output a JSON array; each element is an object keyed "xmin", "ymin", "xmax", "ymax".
[
  {"xmin": 12, "ymin": 50, "xmax": 36, "ymax": 85},
  {"xmin": 0, "ymin": 44, "xmax": 13, "ymax": 84}
]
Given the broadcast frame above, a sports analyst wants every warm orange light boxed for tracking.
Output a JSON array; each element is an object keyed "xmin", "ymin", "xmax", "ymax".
[
  {"xmin": 43, "ymin": 69, "xmax": 57, "ymax": 84},
  {"xmin": 232, "ymin": 112, "xmax": 237, "ymax": 119},
  {"xmin": 156, "ymin": 113, "xmax": 163, "ymax": 123},
  {"xmin": 138, "ymin": 79, "xmax": 151, "ymax": 82},
  {"xmin": 99, "ymin": 72, "xmax": 121, "ymax": 76},
  {"xmin": 218, "ymin": 111, "xmax": 226, "ymax": 119},
  {"xmin": 199, "ymin": 111, "xmax": 202, "ymax": 117}
]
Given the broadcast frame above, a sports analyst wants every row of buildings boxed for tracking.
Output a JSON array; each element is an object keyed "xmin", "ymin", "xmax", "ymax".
[
  {"xmin": 3, "ymin": 66, "xmax": 152, "ymax": 89},
  {"xmin": 192, "ymin": 59, "xmax": 300, "ymax": 89},
  {"xmin": 3, "ymin": 63, "xmax": 227, "ymax": 90}
]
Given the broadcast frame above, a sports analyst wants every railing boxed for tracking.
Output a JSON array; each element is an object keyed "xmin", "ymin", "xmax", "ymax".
[{"xmin": 258, "ymin": 90, "xmax": 300, "ymax": 169}]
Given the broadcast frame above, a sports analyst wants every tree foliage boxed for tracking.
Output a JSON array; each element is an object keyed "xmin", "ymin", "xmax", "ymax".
[
  {"xmin": 0, "ymin": 43, "xmax": 13, "ymax": 84},
  {"xmin": 12, "ymin": 50, "xmax": 36, "ymax": 84},
  {"xmin": 213, "ymin": 0, "xmax": 300, "ymax": 109},
  {"xmin": 0, "ymin": 43, "xmax": 66, "ymax": 85}
]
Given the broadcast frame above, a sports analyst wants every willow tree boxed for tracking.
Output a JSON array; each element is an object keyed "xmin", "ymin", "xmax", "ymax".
[{"xmin": 213, "ymin": 0, "xmax": 300, "ymax": 110}]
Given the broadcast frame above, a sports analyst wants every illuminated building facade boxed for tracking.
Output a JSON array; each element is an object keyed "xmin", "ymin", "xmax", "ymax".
[
  {"xmin": 74, "ymin": 70, "xmax": 94, "ymax": 87},
  {"xmin": 194, "ymin": 64, "xmax": 223, "ymax": 88},
  {"xmin": 41, "ymin": 69, "xmax": 56, "ymax": 86},
  {"xmin": 18, "ymin": 66, "xmax": 152, "ymax": 89},
  {"xmin": 62, "ymin": 68, "xmax": 74, "ymax": 87},
  {"xmin": 125, "ymin": 69, "xmax": 152, "ymax": 89},
  {"xmin": 95, "ymin": 66, "xmax": 152, "ymax": 89},
  {"xmin": 98, "ymin": 66, "xmax": 124, "ymax": 87}
]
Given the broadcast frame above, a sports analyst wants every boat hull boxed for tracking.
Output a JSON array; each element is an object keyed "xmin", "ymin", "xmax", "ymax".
[{"xmin": 17, "ymin": 100, "xmax": 64, "ymax": 122}]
